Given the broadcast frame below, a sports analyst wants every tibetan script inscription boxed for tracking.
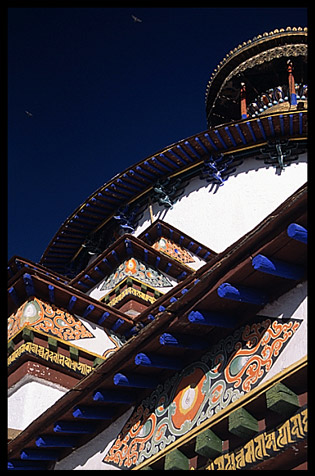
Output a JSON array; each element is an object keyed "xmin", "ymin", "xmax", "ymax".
[
  {"xmin": 206, "ymin": 406, "xmax": 307, "ymax": 470},
  {"xmin": 7, "ymin": 341, "xmax": 95, "ymax": 377}
]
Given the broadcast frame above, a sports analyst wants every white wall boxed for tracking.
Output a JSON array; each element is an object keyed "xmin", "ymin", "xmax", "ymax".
[
  {"xmin": 69, "ymin": 316, "xmax": 123, "ymax": 357},
  {"xmin": 8, "ymin": 375, "xmax": 68, "ymax": 431},
  {"xmin": 258, "ymin": 280, "xmax": 307, "ymax": 382},
  {"xmin": 135, "ymin": 154, "xmax": 307, "ymax": 253}
]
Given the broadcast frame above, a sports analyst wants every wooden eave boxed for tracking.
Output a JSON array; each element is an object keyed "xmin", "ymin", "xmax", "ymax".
[
  {"xmin": 8, "ymin": 184, "xmax": 307, "ymax": 466},
  {"xmin": 138, "ymin": 219, "xmax": 216, "ymax": 262},
  {"xmin": 69, "ymin": 233, "xmax": 194, "ymax": 292},
  {"xmin": 39, "ymin": 110, "xmax": 307, "ymax": 276},
  {"xmin": 7, "ymin": 268, "xmax": 135, "ymax": 334},
  {"xmin": 7, "ymin": 256, "xmax": 69, "ymax": 284}
]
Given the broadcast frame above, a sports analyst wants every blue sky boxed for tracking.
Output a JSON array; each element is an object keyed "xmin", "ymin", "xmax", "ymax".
[{"xmin": 8, "ymin": 7, "xmax": 308, "ymax": 264}]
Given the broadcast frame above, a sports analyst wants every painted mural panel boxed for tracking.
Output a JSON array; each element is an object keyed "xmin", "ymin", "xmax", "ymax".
[
  {"xmin": 152, "ymin": 237, "xmax": 195, "ymax": 265},
  {"xmin": 104, "ymin": 317, "xmax": 300, "ymax": 469},
  {"xmin": 8, "ymin": 297, "xmax": 94, "ymax": 341},
  {"xmin": 100, "ymin": 257, "xmax": 172, "ymax": 291}
]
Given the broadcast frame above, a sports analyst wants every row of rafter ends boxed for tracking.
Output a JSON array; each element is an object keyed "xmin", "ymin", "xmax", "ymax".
[
  {"xmin": 7, "ymin": 350, "xmax": 306, "ymax": 469},
  {"xmin": 7, "ymin": 222, "xmax": 307, "ymax": 468},
  {"xmin": 40, "ymin": 112, "xmax": 307, "ymax": 273},
  {"xmin": 8, "ymin": 273, "xmax": 134, "ymax": 335}
]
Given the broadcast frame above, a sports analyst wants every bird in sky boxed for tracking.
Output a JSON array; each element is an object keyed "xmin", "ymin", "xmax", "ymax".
[
  {"xmin": 131, "ymin": 14, "xmax": 142, "ymax": 23},
  {"xmin": 25, "ymin": 110, "xmax": 33, "ymax": 117}
]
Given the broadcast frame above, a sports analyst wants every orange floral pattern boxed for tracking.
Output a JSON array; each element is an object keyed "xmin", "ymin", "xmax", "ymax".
[
  {"xmin": 8, "ymin": 297, "xmax": 94, "ymax": 341},
  {"xmin": 152, "ymin": 237, "xmax": 195, "ymax": 264},
  {"xmin": 104, "ymin": 318, "xmax": 300, "ymax": 469},
  {"xmin": 101, "ymin": 257, "xmax": 172, "ymax": 291}
]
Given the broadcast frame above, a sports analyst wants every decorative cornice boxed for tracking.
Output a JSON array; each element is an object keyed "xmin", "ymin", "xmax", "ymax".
[{"xmin": 39, "ymin": 110, "xmax": 307, "ymax": 277}]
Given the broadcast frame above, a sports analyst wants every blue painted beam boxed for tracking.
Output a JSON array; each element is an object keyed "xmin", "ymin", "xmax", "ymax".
[
  {"xmin": 287, "ymin": 223, "xmax": 307, "ymax": 244},
  {"xmin": 93, "ymin": 389, "xmax": 135, "ymax": 404},
  {"xmin": 9, "ymin": 287, "xmax": 20, "ymax": 306},
  {"xmin": 117, "ymin": 177, "xmax": 142, "ymax": 192},
  {"xmin": 97, "ymin": 192, "xmax": 116, "ymax": 207},
  {"xmin": 224, "ymin": 126, "xmax": 237, "ymax": 146},
  {"xmin": 176, "ymin": 144, "xmax": 195, "ymax": 162},
  {"xmin": 111, "ymin": 318, "xmax": 125, "ymax": 331},
  {"xmin": 135, "ymin": 165, "xmax": 156, "ymax": 179},
  {"xmin": 184, "ymin": 140, "xmax": 202, "ymax": 158},
  {"xmin": 98, "ymin": 311, "xmax": 110, "ymax": 325},
  {"xmin": 159, "ymin": 332, "xmax": 209, "ymax": 350},
  {"xmin": 203, "ymin": 251, "xmax": 211, "ymax": 260},
  {"xmin": 35, "ymin": 435, "xmax": 77, "ymax": 448},
  {"xmin": 83, "ymin": 304, "xmax": 95, "ymax": 318},
  {"xmin": 257, "ymin": 119, "xmax": 267, "ymax": 140},
  {"xmin": 144, "ymin": 160, "xmax": 164, "ymax": 175},
  {"xmin": 77, "ymin": 280, "xmax": 90, "ymax": 289},
  {"xmin": 94, "ymin": 266, "xmax": 105, "ymax": 277},
  {"xmin": 8, "ymin": 460, "xmax": 49, "ymax": 470},
  {"xmin": 217, "ymin": 282, "xmax": 268, "ymax": 306},
  {"xmin": 143, "ymin": 248, "xmax": 149, "ymax": 263},
  {"xmin": 48, "ymin": 284, "xmax": 55, "ymax": 303},
  {"xmin": 279, "ymin": 115, "xmax": 285, "ymax": 135},
  {"xmin": 23, "ymin": 273, "xmax": 35, "ymax": 297},
  {"xmin": 157, "ymin": 223, "xmax": 162, "ymax": 236},
  {"xmin": 72, "ymin": 405, "xmax": 112, "ymax": 420},
  {"xmin": 104, "ymin": 190, "xmax": 122, "ymax": 201},
  {"xmin": 299, "ymin": 112, "xmax": 303, "ymax": 135},
  {"xmin": 67, "ymin": 296, "xmax": 77, "ymax": 312},
  {"xmin": 128, "ymin": 169, "xmax": 150, "ymax": 184},
  {"xmin": 187, "ymin": 241, "xmax": 194, "ymax": 250},
  {"xmin": 155, "ymin": 256, "xmax": 161, "ymax": 268},
  {"xmin": 214, "ymin": 130, "xmax": 228, "ymax": 149},
  {"xmin": 20, "ymin": 449, "xmax": 59, "ymax": 461},
  {"xmin": 54, "ymin": 421, "xmax": 97, "ymax": 434},
  {"xmin": 144, "ymin": 232, "xmax": 152, "ymax": 244},
  {"xmin": 84, "ymin": 274, "xmax": 97, "ymax": 284},
  {"xmin": 102, "ymin": 258, "xmax": 113, "ymax": 270},
  {"xmin": 165, "ymin": 262, "xmax": 172, "ymax": 273},
  {"xmin": 151, "ymin": 157, "xmax": 173, "ymax": 172},
  {"xmin": 268, "ymin": 116, "xmax": 275, "ymax": 136},
  {"xmin": 245, "ymin": 122, "xmax": 257, "ymax": 142},
  {"xmin": 252, "ymin": 254, "xmax": 304, "ymax": 280},
  {"xmin": 188, "ymin": 310, "xmax": 236, "ymax": 328},
  {"xmin": 235, "ymin": 124, "xmax": 247, "ymax": 144},
  {"xmin": 135, "ymin": 352, "xmax": 182, "ymax": 370},
  {"xmin": 177, "ymin": 271, "xmax": 187, "ymax": 280},
  {"xmin": 111, "ymin": 250, "xmax": 120, "ymax": 263},
  {"xmin": 203, "ymin": 133, "xmax": 218, "ymax": 151},
  {"xmin": 125, "ymin": 239, "xmax": 133, "ymax": 256},
  {"xmin": 113, "ymin": 372, "xmax": 159, "ymax": 389},
  {"xmin": 169, "ymin": 148, "xmax": 190, "ymax": 165},
  {"xmin": 195, "ymin": 136, "xmax": 210, "ymax": 154},
  {"xmin": 289, "ymin": 114, "xmax": 294, "ymax": 135},
  {"xmin": 124, "ymin": 325, "xmax": 139, "ymax": 338},
  {"xmin": 159, "ymin": 153, "xmax": 181, "ymax": 169}
]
